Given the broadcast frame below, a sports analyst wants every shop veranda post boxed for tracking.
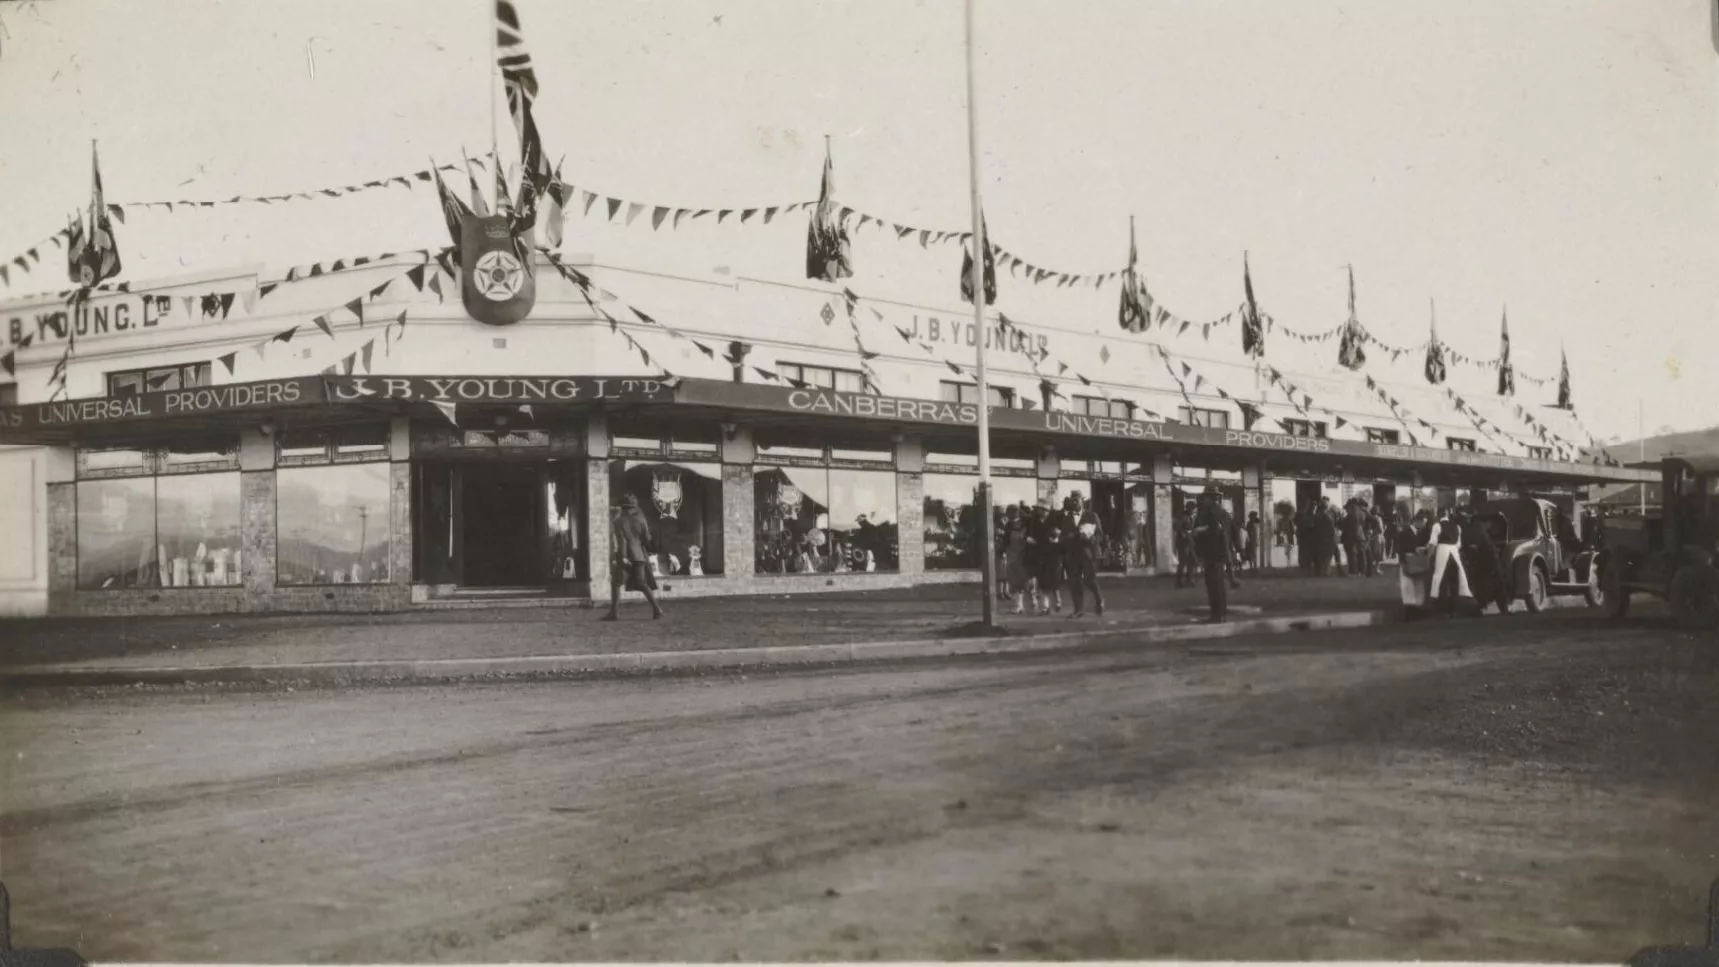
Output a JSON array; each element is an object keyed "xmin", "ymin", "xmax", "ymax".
[{"xmin": 0, "ymin": 1, "xmax": 1649, "ymax": 618}]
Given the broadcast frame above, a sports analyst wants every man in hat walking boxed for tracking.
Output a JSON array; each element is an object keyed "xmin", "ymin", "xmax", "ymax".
[{"xmin": 604, "ymin": 493, "xmax": 664, "ymax": 621}]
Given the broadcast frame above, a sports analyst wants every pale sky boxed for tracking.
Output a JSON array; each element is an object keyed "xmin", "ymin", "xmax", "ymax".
[{"xmin": 1, "ymin": 0, "xmax": 1714, "ymax": 443}]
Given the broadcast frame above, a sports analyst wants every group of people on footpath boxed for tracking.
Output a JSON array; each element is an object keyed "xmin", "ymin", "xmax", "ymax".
[
  {"xmin": 993, "ymin": 492, "xmax": 1107, "ymax": 618},
  {"xmin": 1279, "ymin": 495, "xmax": 1399, "ymax": 578}
]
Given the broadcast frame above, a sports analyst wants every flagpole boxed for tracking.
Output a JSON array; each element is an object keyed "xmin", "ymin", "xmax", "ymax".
[
  {"xmin": 488, "ymin": 0, "xmax": 500, "ymax": 170},
  {"xmin": 963, "ymin": 0, "xmax": 996, "ymax": 630}
]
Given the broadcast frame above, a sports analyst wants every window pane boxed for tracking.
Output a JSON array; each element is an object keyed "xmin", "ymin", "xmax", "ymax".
[
  {"xmin": 809, "ymin": 368, "xmax": 836, "ymax": 389},
  {"xmin": 988, "ymin": 387, "xmax": 1012, "ymax": 408},
  {"xmin": 279, "ymin": 430, "xmax": 330, "ymax": 461},
  {"xmin": 993, "ymin": 456, "xmax": 1035, "ymax": 472},
  {"xmin": 184, "ymin": 363, "xmax": 213, "ymax": 388},
  {"xmin": 826, "ymin": 469, "xmax": 898, "ymax": 571},
  {"xmin": 161, "ymin": 438, "xmax": 238, "ymax": 468},
  {"xmin": 145, "ymin": 368, "xmax": 183, "ymax": 392},
  {"xmin": 155, "ymin": 472, "xmax": 243, "ymax": 587},
  {"xmin": 927, "ymin": 452, "xmax": 979, "ymax": 468},
  {"xmin": 757, "ymin": 443, "xmax": 825, "ymax": 463},
  {"xmin": 938, "ymin": 383, "xmax": 962, "ymax": 403},
  {"xmin": 830, "ymin": 447, "xmax": 893, "ymax": 464},
  {"xmin": 77, "ymin": 478, "xmax": 157, "ymax": 589},
  {"xmin": 833, "ymin": 371, "xmax": 864, "ymax": 393},
  {"xmin": 82, "ymin": 448, "xmax": 149, "ymax": 474},
  {"xmin": 277, "ymin": 463, "xmax": 393, "ymax": 584},
  {"xmin": 754, "ymin": 466, "xmax": 831, "ymax": 573},
  {"xmin": 612, "ymin": 460, "xmax": 724, "ymax": 576},
  {"xmin": 334, "ymin": 423, "xmax": 389, "ymax": 454},
  {"xmin": 109, "ymin": 373, "xmax": 144, "ymax": 397},
  {"xmin": 612, "ymin": 435, "xmax": 663, "ymax": 451},
  {"xmin": 923, "ymin": 474, "xmax": 1036, "ymax": 570},
  {"xmin": 669, "ymin": 423, "xmax": 720, "ymax": 454}
]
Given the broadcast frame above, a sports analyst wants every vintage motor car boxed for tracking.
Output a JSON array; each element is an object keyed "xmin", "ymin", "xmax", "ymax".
[{"xmin": 1479, "ymin": 496, "xmax": 1601, "ymax": 612}]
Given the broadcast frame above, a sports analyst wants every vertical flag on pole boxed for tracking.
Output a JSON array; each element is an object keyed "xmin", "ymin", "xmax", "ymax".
[
  {"xmin": 1496, "ymin": 307, "xmax": 1515, "ymax": 396},
  {"xmin": 1337, "ymin": 265, "xmax": 1366, "ymax": 370},
  {"xmin": 1557, "ymin": 348, "xmax": 1572, "ymax": 408},
  {"xmin": 65, "ymin": 211, "xmax": 88, "ymax": 286},
  {"xmin": 431, "ymin": 161, "xmax": 473, "ymax": 259},
  {"xmin": 83, "ymin": 142, "xmax": 123, "ymax": 285},
  {"xmin": 1424, "ymin": 298, "xmax": 1447, "ymax": 385},
  {"xmin": 959, "ymin": 211, "xmax": 996, "ymax": 306},
  {"xmin": 1117, "ymin": 216, "xmax": 1148, "ymax": 333},
  {"xmin": 806, "ymin": 137, "xmax": 853, "ymax": 282},
  {"xmin": 1240, "ymin": 252, "xmax": 1264, "ymax": 358}
]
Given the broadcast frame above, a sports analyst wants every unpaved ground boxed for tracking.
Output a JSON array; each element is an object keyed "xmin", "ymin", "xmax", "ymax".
[
  {"xmin": 0, "ymin": 571, "xmax": 1400, "ymax": 669},
  {"xmin": 0, "ymin": 614, "xmax": 1714, "ymax": 962}
]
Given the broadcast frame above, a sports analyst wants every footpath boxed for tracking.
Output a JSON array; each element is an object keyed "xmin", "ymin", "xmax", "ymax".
[{"xmin": 0, "ymin": 570, "xmax": 1411, "ymax": 687}]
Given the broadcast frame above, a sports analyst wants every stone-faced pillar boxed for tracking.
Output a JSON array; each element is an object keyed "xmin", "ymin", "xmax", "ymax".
[
  {"xmin": 43, "ymin": 447, "xmax": 76, "ymax": 611},
  {"xmin": 584, "ymin": 412, "xmax": 611, "ymax": 583},
  {"xmin": 239, "ymin": 426, "xmax": 277, "ymax": 595},
  {"xmin": 388, "ymin": 417, "xmax": 413, "ymax": 586},
  {"xmin": 1036, "ymin": 444, "xmax": 1059, "ymax": 507},
  {"xmin": 1151, "ymin": 453, "xmax": 1176, "ymax": 575},
  {"xmin": 720, "ymin": 422, "xmax": 756, "ymax": 578},
  {"xmin": 895, "ymin": 436, "xmax": 925, "ymax": 576},
  {"xmin": 1242, "ymin": 463, "xmax": 1264, "ymax": 568}
]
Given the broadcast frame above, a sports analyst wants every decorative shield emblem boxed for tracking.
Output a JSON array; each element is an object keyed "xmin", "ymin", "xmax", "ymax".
[
  {"xmin": 776, "ymin": 483, "xmax": 803, "ymax": 520},
  {"xmin": 652, "ymin": 468, "xmax": 684, "ymax": 519},
  {"xmin": 474, "ymin": 250, "xmax": 525, "ymax": 301}
]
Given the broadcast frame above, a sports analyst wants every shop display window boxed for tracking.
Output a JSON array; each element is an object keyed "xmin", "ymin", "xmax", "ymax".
[{"xmin": 277, "ymin": 463, "xmax": 393, "ymax": 585}]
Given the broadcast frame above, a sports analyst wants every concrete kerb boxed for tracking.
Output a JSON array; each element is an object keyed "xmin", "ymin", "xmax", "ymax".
[{"xmin": 0, "ymin": 608, "xmax": 1399, "ymax": 688}]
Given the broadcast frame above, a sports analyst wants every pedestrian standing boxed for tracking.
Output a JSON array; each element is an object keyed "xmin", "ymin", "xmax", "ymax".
[
  {"xmin": 1193, "ymin": 489, "xmax": 1230, "ymax": 622},
  {"xmin": 1220, "ymin": 500, "xmax": 1242, "ymax": 589},
  {"xmin": 1034, "ymin": 501, "xmax": 1066, "ymax": 615},
  {"xmin": 1365, "ymin": 505, "xmax": 1385, "ymax": 575},
  {"xmin": 1245, "ymin": 511, "xmax": 1262, "ymax": 571},
  {"xmin": 1296, "ymin": 502, "xmax": 1316, "ymax": 572},
  {"xmin": 1003, "ymin": 506, "xmax": 1032, "ymax": 615},
  {"xmin": 1341, "ymin": 500, "xmax": 1364, "ymax": 579},
  {"xmin": 1064, "ymin": 494, "xmax": 1106, "ymax": 618},
  {"xmin": 1174, "ymin": 501, "xmax": 1197, "ymax": 587},
  {"xmin": 603, "ymin": 494, "xmax": 664, "ymax": 621},
  {"xmin": 1313, "ymin": 497, "xmax": 1338, "ymax": 577}
]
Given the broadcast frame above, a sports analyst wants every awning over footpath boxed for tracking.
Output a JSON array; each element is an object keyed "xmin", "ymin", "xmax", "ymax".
[{"xmin": 0, "ymin": 374, "xmax": 1654, "ymax": 487}]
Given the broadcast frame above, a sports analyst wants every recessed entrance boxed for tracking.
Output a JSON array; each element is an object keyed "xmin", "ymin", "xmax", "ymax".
[{"xmin": 459, "ymin": 464, "xmax": 542, "ymax": 587}]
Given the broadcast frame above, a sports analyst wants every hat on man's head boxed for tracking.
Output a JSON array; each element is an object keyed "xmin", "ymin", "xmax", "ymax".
[{"xmin": 621, "ymin": 494, "xmax": 641, "ymax": 509}]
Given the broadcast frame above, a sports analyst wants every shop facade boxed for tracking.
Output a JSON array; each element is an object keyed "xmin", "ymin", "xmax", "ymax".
[{"xmin": 0, "ymin": 255, "xmax": 1647, "ymax": 617}]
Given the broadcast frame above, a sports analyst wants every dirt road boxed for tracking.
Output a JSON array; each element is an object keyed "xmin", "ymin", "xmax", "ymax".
[{"xmin": 1, "ymin": 614, "xmax": 1715, "ymax": 961}]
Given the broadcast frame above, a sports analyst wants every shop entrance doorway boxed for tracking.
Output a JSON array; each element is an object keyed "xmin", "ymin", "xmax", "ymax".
[
  {"xmin": 413, "ymin": 459, "xmax": 588, "ymax": 593},
  {"xmin": 460, "ymin": 464, "xmax": 542, "ymax": 587}
]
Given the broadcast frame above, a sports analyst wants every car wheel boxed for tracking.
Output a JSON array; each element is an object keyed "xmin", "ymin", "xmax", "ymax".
[
  {"xmin": 1668, "ymin": 563, "xmax": 1719, "ymax": 631},
  {"xmin": 1524, "ymin": 561, "xmax": 1549, "ymax": 614},
  {"xmin": 1583, "ymin": 559, "xmax": 1605, "ymax": 608}
]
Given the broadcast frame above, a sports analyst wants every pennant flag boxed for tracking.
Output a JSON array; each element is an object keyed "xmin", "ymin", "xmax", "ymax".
[
  {"xmin": 1337, "ymin": 266, "xmax": 1366, "ymax": 370},
  {"xmin": 1424, "ymin": 298, "xmax": 1447, "ymax": 385},
  {"xmin": 345, "ymin": 298, "xmax": 364, "ymax": 327},
  {"xmin": 430, "ymin": 400, "xmax": 459, "ymax": 427},
  {"xmin": 273, "ymin": 326, "xmax": 299, "ymax": 344},
  {"xmin": 360, "ymin": 341, "xmax": 375, "ymax": 373},
  {"xmin": 218, "ymin": 351, "xmax": 238, "ymax": 376},
  {"xmin": 1240, "ymin": 252, "xmax": 1264, "ymax": 358},
  {"xmin": 1557, "ymin": 348, "xmax": 1572, "ymax": 408},
  {"xmin": 958, "ymin": 212, "xmax": 997, "ymax": 306},
  {"xmin": 651, "ymin": 206, "xmax": 670, "ymax": 230},
  {"xmin": 1239, "ymin": 401, "xmax": 1261, "ymax": 430},
  {"xmin": 79, "ymin": 142, "xmax": 123, "ymax": 285},
  {"xmin": 407, "ymin": 265, "xmax": 427, "ymax": 291},
  {"xmin": 625, "ymin": 202, "xmax": 645, "ymax": 225},
  {"xmin": 313, "ymin": 315, "xmax": 334, "ymax": 338},
  {"xmin": 805, "ymin": 138, "xmax": 854, "ymax": 282},
  {"xmin": 581, "ymin": 191, "xmax": 599, "ymax": 216}
]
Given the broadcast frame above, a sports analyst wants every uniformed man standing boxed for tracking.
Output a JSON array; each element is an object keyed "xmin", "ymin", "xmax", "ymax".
[{"xmin": 1193, "ymin": 488, "xmax": 1230, "ymax": 623}]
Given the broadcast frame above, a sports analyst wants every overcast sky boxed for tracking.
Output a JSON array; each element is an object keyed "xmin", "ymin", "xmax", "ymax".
[{"xmin": 0, "ymin": 0, "xmax": 1713, "ymax": 442}]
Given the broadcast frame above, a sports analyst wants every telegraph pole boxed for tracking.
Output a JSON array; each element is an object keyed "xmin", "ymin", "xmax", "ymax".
[{"xmin": 964, "ymin": 0, "xmax": 996, "ymax": 628}]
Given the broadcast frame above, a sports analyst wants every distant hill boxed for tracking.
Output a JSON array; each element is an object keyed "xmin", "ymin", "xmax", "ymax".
[{"xmin": 1589, "ymin": 423, "xmax": 1719, "ymax": 466}]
